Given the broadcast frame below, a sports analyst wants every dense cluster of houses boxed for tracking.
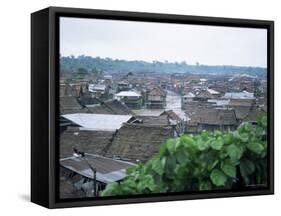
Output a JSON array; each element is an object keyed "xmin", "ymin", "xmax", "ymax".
[
  {"xmin": 59, "ymin": 71, "xmax": 267, "ymax": 198},
  {"xmin": 180, "ymin": 75, "xmax": 267, "ymax": 133}
]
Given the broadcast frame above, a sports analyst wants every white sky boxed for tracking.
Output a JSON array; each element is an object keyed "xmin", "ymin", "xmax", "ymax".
[{"xmin": 60, "ymin": 17, "xmax": 267, "ymax": 67}]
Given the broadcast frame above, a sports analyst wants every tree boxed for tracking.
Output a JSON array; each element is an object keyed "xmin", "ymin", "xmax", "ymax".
[
  {"xmin": 102, "ymin": 114, "xmax": 267, "ymax": 196},
  {"xmin": 77, "ymin": 67, "xmax": 88, "ymax": 76}
]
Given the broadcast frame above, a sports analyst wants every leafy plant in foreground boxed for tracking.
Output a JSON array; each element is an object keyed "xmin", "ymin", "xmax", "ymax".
[{"xmin": 102, "ymin": 114, "xmax": 267, "ymax": 196}]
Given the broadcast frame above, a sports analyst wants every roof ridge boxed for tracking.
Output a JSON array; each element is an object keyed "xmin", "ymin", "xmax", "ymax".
[{"xmin": 122, "ymin": 122, "xmax": 172, "ymax": 129}]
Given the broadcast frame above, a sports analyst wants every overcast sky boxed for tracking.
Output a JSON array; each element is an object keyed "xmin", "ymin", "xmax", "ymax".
[{"xmin": 60, "ymin": 17, "xmax": 267, "ymax": 67}]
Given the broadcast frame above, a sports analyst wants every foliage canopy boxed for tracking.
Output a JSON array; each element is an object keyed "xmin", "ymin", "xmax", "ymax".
[{"xmin": 102, "ymin": 114, "xmax": 267, "ymax": 196}]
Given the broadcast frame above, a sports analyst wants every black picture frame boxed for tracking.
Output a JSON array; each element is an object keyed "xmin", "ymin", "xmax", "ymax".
[{"xmin": 31, "ymin": 6, "xmax": 274, "ymax": 209}]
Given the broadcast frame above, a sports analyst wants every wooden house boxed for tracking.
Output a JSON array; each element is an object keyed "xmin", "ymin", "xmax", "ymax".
[
  {"xmin": 115, "ymin": 91, "xmax": 142, "ymax": 109},
  {"xmin": 60, "ymin": 154, "xmax": 135, "ymax": 198},
  {"xmin": 60, "ymin": 96, "xmax": 88, "ymax": 114},
  {"xmin": 194, "ymin": 89, "xmax": 214, "ymax": 101},
  {"xmin": 145, "ymin": 87, "xmax": 167, "ymax": 109},
  {"xmin": 105, "ymin": 123, "xmax": 173, "ymax": 162},
  {"xmin": 187, "ymin": 108, "xmax": 238, "ymax": 133}
]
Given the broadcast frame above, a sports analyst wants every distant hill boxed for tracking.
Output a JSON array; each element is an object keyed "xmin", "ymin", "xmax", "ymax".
[{"xmin": 60, "ymin": 55, "xmax": 267, "ymax": 77}]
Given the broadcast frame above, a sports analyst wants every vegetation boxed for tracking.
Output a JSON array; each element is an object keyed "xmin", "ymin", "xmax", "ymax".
[
  {"xmin": 60, "ymin": 55, "xmax": 267, "ymax": 77},
  {"xmin": 101, "ymin": 114, "xmax": 267, "ymax": 196}
]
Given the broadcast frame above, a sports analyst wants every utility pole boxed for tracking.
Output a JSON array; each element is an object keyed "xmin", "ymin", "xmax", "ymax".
[
  {"xmin": 84, "ymin": 158, "xmax": 97, "ymax": 197},
  {"xmin": 73, "ymin": 147, "xmax": 97, "ymax": 197}
]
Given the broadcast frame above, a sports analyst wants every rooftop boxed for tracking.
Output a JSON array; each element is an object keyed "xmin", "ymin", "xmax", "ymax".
[
  {"xmin": 88, "ymin": 84, "xmax": 106, "ymax": 92},
  {"xmin": 190, "ymin": 108, "xmax": 238, "ymax": 126},
  {"xmin": 62, "ymin": 113, "xmax": 133, "ymax": 131},
  {"xmin": 60, "ymin": 154, "xmax": 135, "ymax": 184},
  {"xmin": 105, "ymin": 123, "xmax": 173, "ymax": 162},
  {"xmin": 115, "ymin": 91, "xmax": 141, "ymax": 97},
  {"xmin": 60, "ymin": 127, "xmax": 115, "ymax": 158},
  {"xmin": 87, "ymin": 99, "xmax": 133, "ymax": 115},
  {"xmin": 208, "ymin": 99, "xmax": 230, "ymax": 106},
  {"xmin": 60, "ymin": 96, "xmax": 87, "ymax": 114},
  {"xmin": 207, "ymin": 88, "xmax": 220, "ymax": 95},
  {"xmin": 183, "ymin": 92, "xmax": 195, "ymax": 98},
  {"xmin": 223, "ymin": 91, "xmax": 255, "ymax": 99}
]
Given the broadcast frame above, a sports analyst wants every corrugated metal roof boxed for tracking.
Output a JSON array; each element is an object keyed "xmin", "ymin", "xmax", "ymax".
[
  {"xmin": 183, "ymin": 92, "xmax": 195, "ymax": 98},
  {"xmin": 208, "ymin": 99, "xmax": 230, "ymax": 106},
  {"xmin": 207, "ymin": 88, "xmax": 220, "ymax": 95},
  {"xmin": 62, "ymin": 113, "xmax": 133, "ymax": 131},
  {"xmin": 60, "ymin": 154, "xmax": 135, "ymax": 184},
  {"xmin": 88, "ymin": 84, "xmax": 106, "ymax": 92},
  {"xmin": 115, "ymin": 91, "xmax": 141, "ymax": 97},
  {"xmin": 223, "ymin": 91, "xmax": 255, "ymax": 99}
]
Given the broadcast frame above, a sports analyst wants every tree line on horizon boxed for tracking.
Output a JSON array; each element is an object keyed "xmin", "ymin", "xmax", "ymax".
[{"xmin": 60, "ymin": 55, "xmax": 267, "ymax": 77}]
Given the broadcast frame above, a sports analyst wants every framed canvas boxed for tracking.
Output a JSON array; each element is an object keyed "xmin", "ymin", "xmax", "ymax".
[{"xmin": 31, "ymin": 6, "xmax": 274, "ymax": 208}]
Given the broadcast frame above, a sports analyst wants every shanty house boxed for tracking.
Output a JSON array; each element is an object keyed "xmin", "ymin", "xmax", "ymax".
[
  {"xmin": 223, "ymin": 91, "xmax": 255, "ymax": 100},
  {"xmin": 78, "ymin": 85, "xmax": 102, "ymax": 106},
  {"xmin": 60, "ymin": 83, "xmax": 79, "ymax": 97},
  {"xmin": 160, "ymin": 110, "xmax": 185, "ymax": 134},
  {"xmin": 182, "ymin": 92, "xmax": 195, "ymax": 107},
  {"xmin": 115, "ymin": 91, "xmax": 142, "ymax": 109},
  {"xmin": 60, "ymin": 96, "xmax": 88, "ymax": 114},
  {"xmin": 194, "ymin": 89, "xmax": 214, "ymax": 101},
  {"xmin": 87, "ymin": 99, "xmax": 133, "ymax": 115},
  {"xmin": 117, "ymin": 81, "xmax": 131, "ymax": 92},
  {"xmin": 105, "ymin": 123, "xmax": 173, "ymax": 162},
  {"xmin": 88, "ymin": 84, "xmax": 108, "ymax": 98},
  {"xmin": 59, "ymin": 126, "xmax": 116, "ymax": 158},
  {"xmin": 187, "ymin": 108, "xmax": 238, "ymax": 132},
  {"xmin": 60, "ymin": 154, "xmax": 135, "ymax": 197},
  {"xmin": 145, "ymin": 87, "xmax": 167, "ymax": 109},
  {"xmin": 207, "ymin": 88, "xmax": 220, "ymax": 98},
  {"xmin": 228, "ymin": 99, "xmax": 254, "ymax": 122}
]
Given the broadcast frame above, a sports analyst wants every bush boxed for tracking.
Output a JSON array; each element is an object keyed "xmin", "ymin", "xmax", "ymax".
[{"xmin": 101, "ymin": 114, "xmax": 267, "ymax": 196}]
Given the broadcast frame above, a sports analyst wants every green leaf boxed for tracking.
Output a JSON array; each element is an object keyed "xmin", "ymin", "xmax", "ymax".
[
  {"xmin": 218, "ymin": 150, "xmax": 228, "ymax": 159},
  {"xmin": 240, "ymin": 159, "xmax": 255, "ymax": 177},
  {"xmin": 174, "ymin": 138, "xmax": 181, "ymax": 149},
  {"xmin": 166, "ymin": 139, "xmax": 176, "ymax": 154},
  {"xmin": 152, "ymin": 159, "xmax": 164, "ymax": 175},
  {"xmin": 127, "ymin": 166, "xmax": 136, "ymax": 174},
  {"xmin": 221, "ymin": 160, "xmax": 236, "ymax": 177},
  {"xmin": 180, "ymin": 135, "xmax": 195, "ymax": 147},
  {"xmin": 101, "ymin": 182, "xmax": 119, "ymax": 196},
  {"xmin": 255, "ymin": 127, "xmax": 265, "ymax": 137},
  {"xmin": 159, "ymin": 143, "xmax": 167, "ymax": 155},
  {"xmin": 210, "ymin": 137, "xmax": 224, "ymax": 150},
  {"xmin": 210, "ymin": 169, "xmax": 227, "ymax": 186},
  {"xmin": 214, "ymin": 130, "xmax": 222, "ymax": 137},
  {"xmin": 223, "ymin": 133, "xmax": 234, "ymax": 145},
  {"xmin": 197, "ymin": 138, "xmax": 209, "ymax": 151},
  {"xmin": 258, "ymin": 114, "xmax": 267, "ymax": 128},
  {"xmin": 233, "ymin": 131, "xmax": 241, "ymax": 140},
  {"xmin": 175, "ymin": 149, "xmax": 189, "ymax": 165},
  {"xmin": 175, "ymin": 164, "xmax": 188, "ymax": 177},
  {"xmin": 208, "ymin": 159, "xmax": 219, "ymax": 170},
  {"xmin": 199, "ymin": 180, "xmax": 212, "ymax": 191},
  {"xmin": 119, "ymin": 178, "xmax": 137, "ymax": 194},
  {"xmin": 239, "ymin": 133, "xmax": 249, "ymax": 142},
  {"xmin": 227, "ymin": 144, "xmax": 243, "ymax": 162},
  {"xmin": 201, "ymin": 130, "xmax": 210, "ymax": 141},
  {"xmin": 165, "ymin": 156, "xmax": 177, "ymax": 176},
  {"xmin": 137, "ymin": 175, "xmax": 156, "ymax": 191},
  {"xmin": 246, "ymin": 142, "xmax": 264, "ymax": 155},
  {"xmin": 244, "ymin": 123, "xmax": 252, "ymax": 132}
]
